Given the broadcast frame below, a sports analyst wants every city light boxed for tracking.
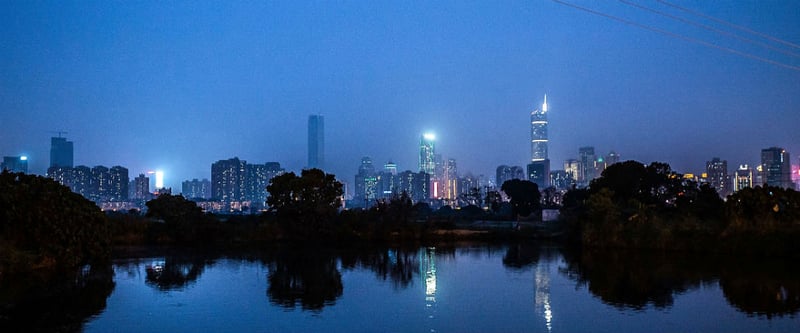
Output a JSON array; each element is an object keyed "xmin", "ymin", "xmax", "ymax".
[
  {"xmin": 423, "ymin": 133, "xmax": 435, "ymax": 141},
  {"xmin": 19, "ymin": 156, "xmax": 27, "ymax": 161},
  {"xmin": 155, "ymin": 170, "xmax": 164, "ymax": 189}
]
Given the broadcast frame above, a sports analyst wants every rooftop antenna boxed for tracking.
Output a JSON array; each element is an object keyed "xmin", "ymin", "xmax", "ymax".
[{"xmin": 49, "ymin": 130, "xmax": 69, "ymax": 138}]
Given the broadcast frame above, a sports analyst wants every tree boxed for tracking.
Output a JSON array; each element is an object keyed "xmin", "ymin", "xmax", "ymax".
[
  {"xmin": 145, "ymin": 194, "xmax": 212, "ymax": 242},
  {"xmin": 267, "ymin": 169, "xmax": 344, "ymax": 236},
  {"xmin": 0, "ymin": 171, "xmax": 110, "ymax": 270},
  {"xmin": 500, "ymin": 179, "xmax": 541, "ymax": 218}
]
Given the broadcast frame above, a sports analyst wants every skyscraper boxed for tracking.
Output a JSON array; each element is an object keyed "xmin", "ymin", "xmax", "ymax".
[
  {"xmin": 531, "ymin": 95, "xmax": 548, "ymax": 162},
  {"xmin": 354, "ymin": 156, "xmax": 378, "ymax": 207},
  {"xmin": 760, "ymin": 147, "xmax": 792, "ymax": 189},
  {"xmin": 419, "ymin": 133, "xmax": 435, "ymax": 175},
  {"xmin": 308, "ymin": 115, "xmax": 324, "ymax": 170},
  {"xmin": 705, "ymin": 157, "xmax": 729, "ymax": 196},
  {"xmin": 578, "ymin": 147, "xmax": 596, "ymax": 186},
  {"xmin": 50, "ymin": 136, "xmax": 74, "ymax": 168},
  {"xmin": 528, "ymin": 95, "xmax": 551, "ymax": 188}
]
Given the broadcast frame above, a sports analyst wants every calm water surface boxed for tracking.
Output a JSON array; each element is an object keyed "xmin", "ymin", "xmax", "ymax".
[{"xmin": 4, "ymin": 244, "xmax": 799, "ymax": 332}]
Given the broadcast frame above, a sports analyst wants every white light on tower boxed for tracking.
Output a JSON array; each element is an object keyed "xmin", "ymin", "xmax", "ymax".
[
  {"xmin": 542, "ymin": 94, "xmax": 548, "ymax": 112},
  {"xmin": 423, "ymin": 133, "xmax": 435, "ymax": 141},
  {"xmin": 20, "ymin": 156, "xmax": 27, "ymax": 161},
  {"xmin": 155, "ymin": 170, "xmax": 164, "ymax": 189}
]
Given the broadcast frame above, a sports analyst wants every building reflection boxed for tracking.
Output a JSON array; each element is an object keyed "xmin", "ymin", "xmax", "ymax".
[
  {"xmin": 535, "ymin": 262, "xmax": 553, "ymax": 332},
  {"xmin": 421, "ymin": 247, "xmax": 437, "ymax": 331}
]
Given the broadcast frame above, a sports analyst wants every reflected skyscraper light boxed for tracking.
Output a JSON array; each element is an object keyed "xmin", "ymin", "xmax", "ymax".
[{"xmin": 535, "ymin": 263, "xmax": 553, "ymax": 332}]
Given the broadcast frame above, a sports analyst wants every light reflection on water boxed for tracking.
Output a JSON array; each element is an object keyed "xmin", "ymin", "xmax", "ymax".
[{"xmin": 54, "ymin": 245, "xmax": 798, "ymax": 332}]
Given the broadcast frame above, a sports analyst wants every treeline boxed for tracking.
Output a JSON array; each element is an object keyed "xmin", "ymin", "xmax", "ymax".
[
  {"xmin": 0, "ymin": 171, "xmax": 110, "ymax": 273},
  {"xmin": 560, "ymin": 160, "xmax": 800, "ymax": 256}
]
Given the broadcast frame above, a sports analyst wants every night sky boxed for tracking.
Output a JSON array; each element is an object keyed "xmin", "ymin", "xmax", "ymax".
[{"xmin": 2, "ymin": 0, "xmax": 798, "ymax": 191}]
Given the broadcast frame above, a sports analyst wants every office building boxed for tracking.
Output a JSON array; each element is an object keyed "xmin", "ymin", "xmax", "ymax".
[
  {"xmin": 531, "ymin": 95, "xmax": 549, "ymax": 162},
  {"xmin": 760, "ymin": 147, "xmax": 793, "ymax": 189},
  {"xmin": 354, "ymin": 157, "xmax": 378, "ymax": 207},
  {"xmin": 496, "ymin": 165, "xmax": 524, "ymax": 188},
  {"xmin": 50, "ymin": 136, "xmax": 74, "ymax": 168},
  {"xmin": 527, "ymin": 160, "xmax": 551, "ymax": 189},
  {"xmin": 1, "ymin": 156, "xmax": 28, "ymax": 173},
  {"xmin": 308, "ymin": 115, "xmax": 324, "ymax": 170},
  {"xmin": 419, "ymin": 133, "xmax": 436, "ymax": 175},
  {"xmin": 733, "ymin": 165, "xmax": 753, "ymax": 192},
  {"xmin": 578, "ymin": 147, "xmax": 596, "ymax": 186}
]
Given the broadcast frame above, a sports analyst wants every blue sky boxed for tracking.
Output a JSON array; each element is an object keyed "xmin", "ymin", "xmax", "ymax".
[{"xmin": 1, "ymin": 0, "xmax": 798, "ymax": 190}]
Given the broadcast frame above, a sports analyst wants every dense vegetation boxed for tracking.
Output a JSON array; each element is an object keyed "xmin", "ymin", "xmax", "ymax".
[
  {"xmin": 0, "ymin": 171, "xmax": 110, "ymax": 273},
  {"xmin": 560, "ymin": 160, "xmax": 800, "ymax": 255}
]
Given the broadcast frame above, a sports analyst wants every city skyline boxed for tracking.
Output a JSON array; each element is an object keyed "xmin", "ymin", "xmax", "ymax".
[{"xmin": 1, "ymin": 1, "xmax": 798, "ymax": 190}]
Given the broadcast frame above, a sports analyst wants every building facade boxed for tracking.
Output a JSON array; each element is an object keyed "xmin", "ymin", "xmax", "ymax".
[
  {"xmin": 419, "ymin": 133, "xmax": 436, "ymax": 175},
  {"xmin": 50, "ymin": 136, "xmax": 74, "ymax": 168},
  {"xmin": 760, "ymin": 147, "xmax": 793, "ymax": 189},
  {"xmin": 705, "ymin": 157, "xmax": 730, "ymax": 196},
  {"xmin": 1, "ymin": 156, "xmax": 28, "ymax": 173}
]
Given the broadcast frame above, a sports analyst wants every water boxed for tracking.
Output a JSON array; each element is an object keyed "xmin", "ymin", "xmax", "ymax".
[{"xmin": 3, "ymin": 244, "xmax": 798, "ymax": 332}]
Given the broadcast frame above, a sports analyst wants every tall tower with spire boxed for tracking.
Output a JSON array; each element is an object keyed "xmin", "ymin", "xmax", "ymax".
[
  {"xmin": 531, "ymin": 95, "xmax": 548, "ymax": 161},
  {"xmin": 528, "ymin": 95, "xmax": 550, "ymax": 188}
]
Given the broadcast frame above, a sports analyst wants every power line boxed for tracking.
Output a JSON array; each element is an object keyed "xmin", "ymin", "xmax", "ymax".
[
  {"xmin": 655, "ymin": 0, "xmax": 800, "ymax": 50},
  {"xmin": 618, "ymin": 0, "xmax": 800, "ymax": 59},
  {"xmin": 550, "ymin": 0, "xmax": 800, "ymax": 72}
]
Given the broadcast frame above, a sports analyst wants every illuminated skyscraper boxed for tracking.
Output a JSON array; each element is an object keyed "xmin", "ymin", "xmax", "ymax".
[
  {"xmin": 528, "ymin": 95, "xmax": 551, "ymax": 188},
  {"xmin": 354, "ymin": 156, "xmax": 378, "ymax": 207},
  {"xmin": 50, "ymin": 136, "xmax": 73, "ymax": 168},
  {"xmin": 419, "ymin": 133, "xmax": 435, "ymax": 175},
  {"xmin": 308, "ymin": 115, "xmax": 324, "ymax": 170},
  {"xmin": 705, "ymin": 157, "xmax": 729, "ymax": 196},
  {"xmin": 531, "ymin": 95, "xmax": 549, "ymax": 162},
  {"xmin": 760, "ymin": 147, "xmax": 793, "ymax": 189}
]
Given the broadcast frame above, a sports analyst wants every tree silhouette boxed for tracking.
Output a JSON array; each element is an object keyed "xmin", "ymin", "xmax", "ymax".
[{"xmin": 500, "ymin": 179, "xmax": 541, "ymax": 218}]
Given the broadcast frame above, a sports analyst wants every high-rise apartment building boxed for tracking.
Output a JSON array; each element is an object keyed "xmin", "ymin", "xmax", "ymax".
[
  {"xmin": 419, "ymin": 133, "xmax": 436, "ymax": 175},
  {"xmin": 705, "ymin": 157, "xmax": 729, "ymax": 196},
  {"xmin": 212, "ymin": 158, "xmax": 284, "ymax": 211},
  {"xmin": 133, "ymin": 173, "xmax": 150, "ymax": 200},
  {"xmin": 212, "ymin": 157, "xmax": 247, "ymax": 207},
  {"xmin": 760, "ymin": 147, "xmax": 793, "ymax": 189},
  {"xmin": 50, "ymin": 136, "xmax": 74, "ymax": 168},
  {"xmin": 109, "ymin": 166, "xmax": 129, "ymax": 201},
  {"xmin": 308, "ymin": 115, "xmax": 324, "ymax": 170},
  {"xmin": 182, "ymin": 178, "xmax": 212, "ymax": 199}
]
